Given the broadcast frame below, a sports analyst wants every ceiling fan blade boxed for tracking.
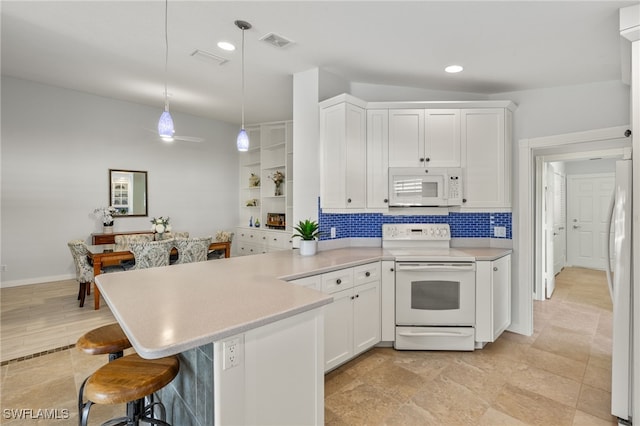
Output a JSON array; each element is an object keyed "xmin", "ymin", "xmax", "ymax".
[
  {"xmin": 174, "ymin": 135, "xmax": 204, "ymax": 143},
  {"xmin": 143, "ymin": 127, "xmax": 203, "ymax": 143}
]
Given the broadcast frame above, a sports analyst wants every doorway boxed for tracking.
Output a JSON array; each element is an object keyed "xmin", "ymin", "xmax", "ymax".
[{"xmin": 515, "ymin": 125, "xmax": 630, "ymax": 335}]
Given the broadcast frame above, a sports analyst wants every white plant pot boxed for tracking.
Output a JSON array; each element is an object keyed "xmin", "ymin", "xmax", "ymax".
[{"xmin": 298, "ymin": 240, "xmax": 317, "ymax": 256}]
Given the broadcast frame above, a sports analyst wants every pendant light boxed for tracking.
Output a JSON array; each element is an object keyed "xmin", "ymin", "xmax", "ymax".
[
  {"xmin": 158, "ymin": 0, "xmax": 175, "ymax": 142},
  {"xmin": 235, "ymin": 20, "xmax": 252, "ymax": 152}
]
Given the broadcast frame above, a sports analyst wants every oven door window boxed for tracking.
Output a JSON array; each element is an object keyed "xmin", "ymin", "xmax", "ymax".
[{"xmin": 411, "ymin": 280, "xmax": 460, "ymax": 310}]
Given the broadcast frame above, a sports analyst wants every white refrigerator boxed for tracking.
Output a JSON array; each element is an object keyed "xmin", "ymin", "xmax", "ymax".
[{"xmin": 606, "ymin": 159, "xmax": 633, "ymax": 425}]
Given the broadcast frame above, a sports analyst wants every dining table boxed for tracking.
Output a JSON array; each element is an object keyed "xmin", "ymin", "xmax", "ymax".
[{"xmin": 86, "ymin": 241, "xmax": 232, "ymax": 310}]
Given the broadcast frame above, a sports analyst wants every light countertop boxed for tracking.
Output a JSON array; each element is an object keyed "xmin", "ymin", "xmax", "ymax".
[
  {"xmin": 95, "ymin": 247, "xmax": 388, "ymax": 359},
  {"xmin": 96, "ymin": 246, "xmax": 510, "ymax": 359}
]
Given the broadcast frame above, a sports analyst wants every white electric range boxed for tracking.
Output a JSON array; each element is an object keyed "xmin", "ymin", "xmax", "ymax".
[{"xmin": 382, "ymin": 223, "xmax": 477, "ymax": 351}]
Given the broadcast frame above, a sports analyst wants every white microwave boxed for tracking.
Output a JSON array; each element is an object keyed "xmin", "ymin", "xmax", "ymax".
[{"xmin": 388, "ymin": 167, "xmax": 463, "ymax": 207}]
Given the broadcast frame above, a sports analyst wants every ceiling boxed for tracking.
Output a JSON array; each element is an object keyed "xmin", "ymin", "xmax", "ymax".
[{"xmin": 1, "ymin": 1, "xmax": 636, "ymax": 126}]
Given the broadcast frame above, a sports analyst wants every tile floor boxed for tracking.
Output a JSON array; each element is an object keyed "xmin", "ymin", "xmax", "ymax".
[
  {"xmin": 0, "ymin": 267, "xmax": 617, "ymax": 425},
  {"xmin": 324, "ymin": 267, "xmax": 617, "ymax": 425}
]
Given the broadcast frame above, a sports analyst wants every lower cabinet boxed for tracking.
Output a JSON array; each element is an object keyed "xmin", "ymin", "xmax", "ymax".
[
  {"xmin": 235, "ymin": 227, "xmax": 292, "ymax": 256},
  {"xmin": 323, "ymin": 263, "xmax": 381, "ymax": 372},
  {"xmin": 475, "ymin": 254, "xmax": 511, "ymax": 343},
  {"xmin": 292, "ymin": 262, "xmax": 382, "ymax": 373},
  {"xmin": 380, "ymin": 260, "xmax": 396, "ymax": 342}
]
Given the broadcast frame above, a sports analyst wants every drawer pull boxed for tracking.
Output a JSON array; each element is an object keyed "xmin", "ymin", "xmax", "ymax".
[
  {"xmin": 493, "ymin": 267, "xmax": 498, "ymax": 271},
  {"xmin": 365, "ymin": 272, "xmax": 370, "ymax": 277},
  {"xmin": 336, "ymin": 279, "xmax": 342, "ymax": 285}
]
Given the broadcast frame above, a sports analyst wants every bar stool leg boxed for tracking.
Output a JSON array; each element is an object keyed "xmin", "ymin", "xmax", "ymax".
[
  {"xmin": 108, "ymin": 351, "xmax": 124, "ymax": 362},
  {"xmin": 78, "ymin": 377, "xmax": 92, "ymax": 426}
]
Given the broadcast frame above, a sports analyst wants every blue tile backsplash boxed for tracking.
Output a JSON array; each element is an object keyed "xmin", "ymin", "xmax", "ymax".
[{"xmin": 318, "ymin": 199, "xmax": 512, "ymax": 240}]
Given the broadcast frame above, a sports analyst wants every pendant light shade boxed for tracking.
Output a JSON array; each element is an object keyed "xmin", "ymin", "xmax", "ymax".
[
  {"xmin": 158, "ymin": 0, "xmax": 174, "ymax": 142},
  {"xmin": 158, "ymin": 107, "xmax": 175, "ymax": 142},
  {"xmin": 237, "ymin": 128, "xmax": 249, "ymax": 151},
  {"xmin": 235, "ymin": 20, "xmax": 252, "ymax": 152}
]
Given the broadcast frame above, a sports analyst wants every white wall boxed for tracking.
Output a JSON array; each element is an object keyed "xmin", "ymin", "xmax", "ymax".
[
  {"xmin": 1, "ymin": 76, "xmax": 239, "ymax": 286},
  {"xmin": 492, "ymin": 80, "xmax": 630, "ymax": 142}
]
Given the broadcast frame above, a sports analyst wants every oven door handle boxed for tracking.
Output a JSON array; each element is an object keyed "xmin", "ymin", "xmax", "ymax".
[
  {"xmin": 395, "ymin": 263, "xmax": 475, "ymax": 272},
  {"xmin": 398, "ymin": 330, "xmax": 474, "ymax": 337}
]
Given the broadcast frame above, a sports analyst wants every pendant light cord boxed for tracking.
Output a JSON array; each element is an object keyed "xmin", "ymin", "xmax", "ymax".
[
  {"xmin": 241, "ymin": 26, "xmax": 245, "ymax": 128},
  {"xmin": 163, "ymin": 0, "xmax": 169, "ymax": 111}
]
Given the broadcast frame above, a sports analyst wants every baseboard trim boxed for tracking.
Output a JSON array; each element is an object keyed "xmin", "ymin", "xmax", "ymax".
[{"xmin": 1, "ymin": 274, "xmax": 75, "ymax": 288}]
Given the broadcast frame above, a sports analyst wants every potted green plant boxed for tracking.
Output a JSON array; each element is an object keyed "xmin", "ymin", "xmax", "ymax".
[{"xmin": 292, "ymin": 219, "xmax": 320, "ymax": 256}]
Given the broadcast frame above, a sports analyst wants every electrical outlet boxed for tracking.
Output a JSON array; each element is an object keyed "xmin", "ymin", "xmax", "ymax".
[
  {"xmin": 494, "ymin": 226, "xmax": 506, "ymax": 238},
  {"xmin": 330, "ymin": 227, "xmax": 336, "ymax": 238},
  {"xmin": 223, "ymin": 337, "xmax": 241, "ymax": 370}
]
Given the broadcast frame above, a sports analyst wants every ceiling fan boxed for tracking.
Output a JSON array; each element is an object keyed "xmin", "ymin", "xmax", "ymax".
[{"xmin": 144, "ymin": 126, "xmax": 205, "ymax": 143}]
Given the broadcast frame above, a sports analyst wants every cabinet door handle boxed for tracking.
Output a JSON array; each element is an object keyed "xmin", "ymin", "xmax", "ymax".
[
  {"xmin": 351, "ymin": 296, "xmax": 355, "ymax": 300},
  {"xmin": 384, "ymin": 198, "xmax": 388, "ymax": 203},
  {"xmin": 390, "ymin": 268, "xmax": 394, "ymax": 272},
  {"xmin": 336, "ymin": 279, "xmax": 342, "ymax": 285},
  {"xmin": 419, "ymin": 157, "xmax": 425, "ymax": 162},
  {"xmin": 493, "ymin": 267, "xmax": 498, "ymax": 271},
  {"xmin": 425, "ymin": 157, "xmax": 430, "ymax": 162},
  {"xmin": 355, "ymin": 294, "xmax": 359, "ymax": 298},
  {"xmin": 365, "ymin": 272, "xmax": 371, "ymax": 277},
  {"xmin": 347, "ymin": 198, "xmax": 352, "ymax": 203}
]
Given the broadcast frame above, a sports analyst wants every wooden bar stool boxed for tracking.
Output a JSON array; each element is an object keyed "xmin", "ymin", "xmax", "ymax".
[
  {"xmin": 77, "ymin": 323, "xmax": 132, "ymax": 362},
  {"xmin": 78, "ymin": 353, "xmax": 179, "ymax": 426}
]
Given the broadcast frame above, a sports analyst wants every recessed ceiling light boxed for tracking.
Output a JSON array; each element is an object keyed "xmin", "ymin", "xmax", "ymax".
[
  {"xmin": 217, "ymin": 41, "xmax": 235, "ymax": 51},
  {"xmin": 445, "ymin": 65, "xmax": 464, "ymax": 73}
]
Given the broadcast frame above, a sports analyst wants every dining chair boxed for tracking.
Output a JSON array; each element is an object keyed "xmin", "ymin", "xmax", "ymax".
[
  {"xmin": 173, "ymin": 236, "xmax": 212, "ymax": 265},
  {"xmin": 114, "ymin": 234, "xmax": 154, "ymax": 269},
  {"xmin": 155, "ymin": 231, "xmax": 189, "ymax": 241},
  {"xmin": 208, "ymin": 231, "xmax": 234, "ymax": 260},
  {"xmin": 129, "ymin": 240, "xmax": 174, "ymax": 270},
  {"xmin": 68, "ymin": 240, "xmax": 123, "ymax": 307}
]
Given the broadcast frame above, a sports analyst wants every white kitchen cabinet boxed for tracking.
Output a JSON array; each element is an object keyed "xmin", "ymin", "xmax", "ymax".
[
  {"xmin": 380, "ymin": 260, "xmax": 395, "ymax": 342},
  {"xmin": 461, "ymin": 108, "xmax": 512, "ymax": 209},
  {"xmin": 319, "ymin": 95, "xmax": 367, "ymax": 210},
  {"xmin": 322, "ymin": 262, "xmax": 381, "ymax": 372},
  {"xmin": 388, "ymin": 109, "xmax": 424, "ymax": 167},
  {"xmin": 235, "ymin": 227, "xmax": 291, "ymax": 256},
  {"xmin": 366, "ymin": 109, "xmax": 390, "ymax": 209},
  {"xmin": 388, "ymin": 109, "xmax": 461, "ymax": 168},
  {"xmin": 324, "ymin": 287, "xmax": 354, "ymax": 370},
  {"xmin": 475, "ymin": 254, "xmax": 511, "ymax": 344}
]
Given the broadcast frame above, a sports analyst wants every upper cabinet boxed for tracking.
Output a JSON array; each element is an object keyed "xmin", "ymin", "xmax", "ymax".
[
  {"xmin": 320, "ymin": 95, "xmax": 367, "ymax": 210},
  {"xmin": 366, "ymin": 109, "xmax": 390, "ymax": 209},
  {"xmin": 388, "ymin": 109, "xmax": 461, "ymax": 168},
  {"xmin": 461, "ymin": 108, "xmax": 512, "ymax": 209},
  {"xmin": 318, "ymin": 94, "xmax": 515, "ymax": 213}
]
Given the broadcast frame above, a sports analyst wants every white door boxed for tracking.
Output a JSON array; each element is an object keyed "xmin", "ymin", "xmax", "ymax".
[
  {"xmin": 567, "ymin": 173, "xmax": 614, "ymax": 269},
  {"xmin": 552, "ymin": 169, "xmax": 567, "ymax": 275},
  {"xmin": 543, "ymin": 163, "xmax": 555, "ymax": 298}
]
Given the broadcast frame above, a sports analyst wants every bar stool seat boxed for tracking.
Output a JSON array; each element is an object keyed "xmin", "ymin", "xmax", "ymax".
[
  {"xmin": 77, "ymin": 323, "xmax": 132, "ymax": 362},
  {"xmin": 79, "ymin": 353, "xmax": 179, "ymax": 425}
]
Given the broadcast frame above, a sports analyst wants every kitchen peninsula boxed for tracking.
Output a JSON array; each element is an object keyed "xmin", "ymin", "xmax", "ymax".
[{"xmin": 95, "ymin": 247, "xmax": 389, "ymax": 425}]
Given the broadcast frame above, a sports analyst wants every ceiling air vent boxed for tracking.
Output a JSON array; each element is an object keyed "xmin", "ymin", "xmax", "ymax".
[
  {"xmin": 260, "ymin": 32, "xmax": 295, "ymax": 48},
  {"xmin": 190, "ymin": 49, "xmax": 228, "ymax": 66}
]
